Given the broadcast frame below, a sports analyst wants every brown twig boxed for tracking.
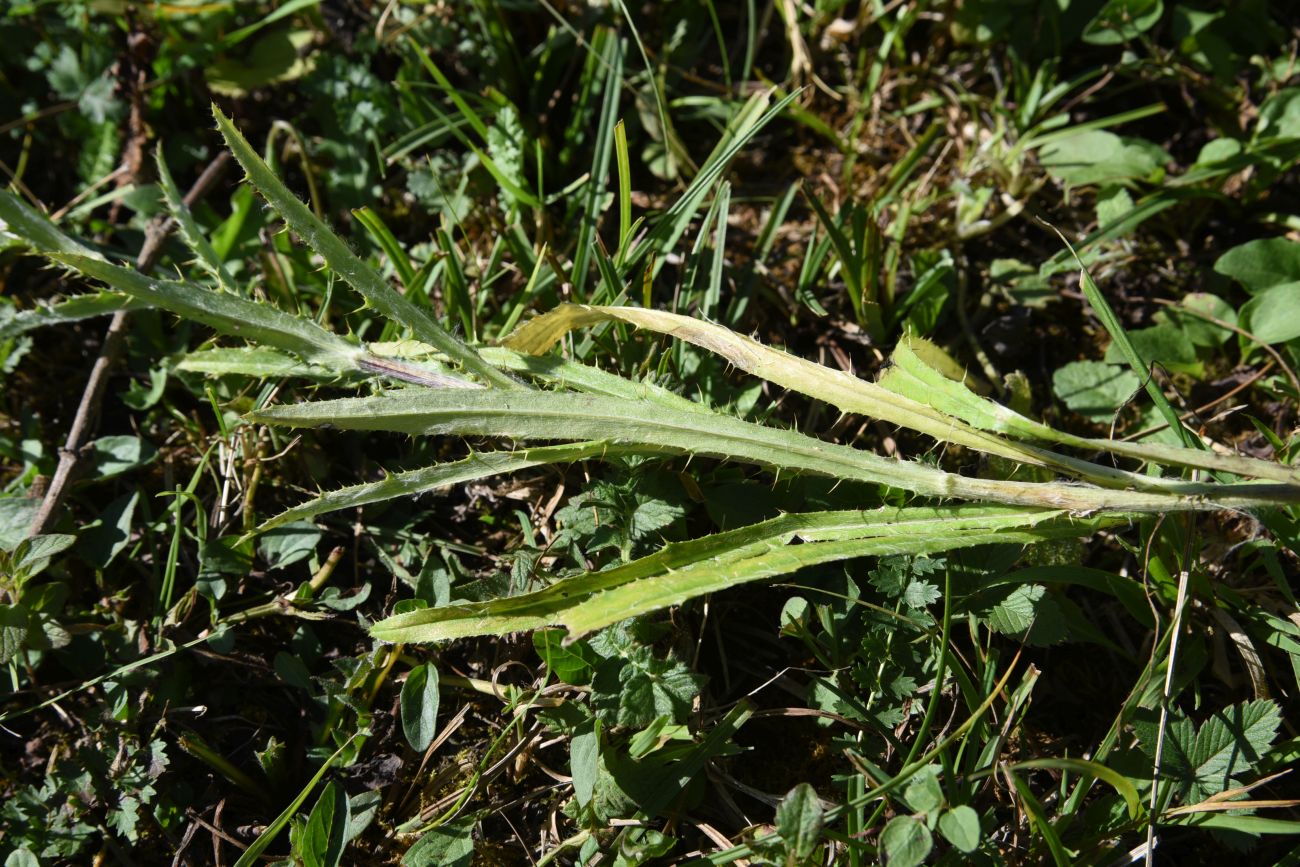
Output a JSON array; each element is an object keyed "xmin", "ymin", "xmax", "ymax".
[
  {"xmin": 27, "ymin": 151, "xmax": 231, "ymax": 538},
  {"xmin": 1151, "ymin": 297, "xmax": 1300, "ymax": 396},
  {"xmin": 1120, "ymin": 361, "xmax": 1274, "ymax": 442}
]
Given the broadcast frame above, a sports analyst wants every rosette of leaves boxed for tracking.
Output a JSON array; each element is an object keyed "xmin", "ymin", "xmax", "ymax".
[{"xmin": 2, "ymin": 103, "xmax": 1299, "ymax": 651}]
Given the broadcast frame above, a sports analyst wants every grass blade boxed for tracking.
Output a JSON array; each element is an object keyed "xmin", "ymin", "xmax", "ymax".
[
  {"xmin": 232, "ymin": 734, "xmax": 355, "ymax": 867},
  {"xmin": 623, "ymin": 90, "xmax": 800, "ymax": 274},
  {"xmin": 1049, "ymin": 231, "xmax": 1198, "ymax": 451}
]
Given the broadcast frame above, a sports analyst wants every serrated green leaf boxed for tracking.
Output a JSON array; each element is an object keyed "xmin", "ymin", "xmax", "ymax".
[
  {"xmin": 889, "ymin": 337, "xmax": 1300, "ymax": 485},
  {"xmin": 593, "ymin": 644, "xmax": 701, "ymax": 728},
  {"xmin": 982, "ymin": 584, "xmax": 1068, "ymax": 646},
  {"xmin": 178, "ymin": 347, "xmax": 324, "ymax": 379},
  {"xmin": 212, "ymin": 106, "xmax": 518, "ymax": 390},
  {"xmin": 155, "ymin": 143, "xmax": 236, "ymax": 291},
  {"xmin": 370, "ymin": 506, "xmax": 1124, "ymax": 642},
  {"xmin": 0, "ymin": 292, "xmax": 145, "ymax": 341},
  {"xmin": 249, "ymin": 389, "xmax": 1289, "ymax": 515},
  {"xmin": 1186, "ymin": 700, "xmax": 1282, "ymax": 801},
  {"xmin": 47, "ymin": 253, "xmax": 358, "ymax": 369},
  {"xmin": 0, "ymin": 188, "xmax": 102, "ymax": 259},
  {"xmin": 255, "ymin": 441, "xmax": 652, "ymax": 532}
]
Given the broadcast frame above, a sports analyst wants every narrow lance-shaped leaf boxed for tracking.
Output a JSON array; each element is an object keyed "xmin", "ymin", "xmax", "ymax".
[
  {"xmin": 880, "ymin": 337, "xmax": 1300, "ymax": 485},
  {"xmin": 177, "ymin": 347, "xmax": 324, "ymax": 379},
  {"xmin": 501, "ymin": 304, "xmax": 1288, "ymax": 492},
  {"xmin": 559, "ymin": 518, "xmax": 1118, "ymax": 637},
  {"xmin": 253, "ymin": 440, "xmax": 658, "ymax": 532},
  {"xmin": 0, "ymin": 188, "xmax": 103, "ymax": 259},
  {"xmin": 370, "ymin": 342, "xmax": 712, "ymax": 414},
  {"xmin": 47, "ymin": 253, "xmax": 360, "ymax": 370},
  {"xmin": 246, "ymin": 389, "xmax": 1299, "ymax": 513},
  {"xmin": 370, "ymin": 506, "xmax": 1125, "ymax": 642},
  {"xmin": 0, "ymin": 292, "xmax": 146, "ymax": 341},
  {"xmin": 211, "ymin": 105, "xmax": 520, "ymax": 390},
  {"xmin": 155, "ymin": 143, "xmax": 237, "ymax": 291},
  {"xmin": 29, "ymin": 252, "xmax": 477, "ymax": 390}
]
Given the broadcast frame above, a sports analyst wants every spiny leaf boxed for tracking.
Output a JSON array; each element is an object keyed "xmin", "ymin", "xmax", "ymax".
[
  {"xmin": 369, "ymin": 506, "xmax": 1124, "ymax": 642},
  {"xmin": 0, "ymin": 188, "xmax": 103, "ymax": 259},
  {"xmin": 155, "ymin": 145, "xmax": 237, "ymax": 291},
  {"xmin": 211, "ymin": 105, "xmax": 519, "ymax": 389},
  {"xmin": 503, "ymin": 304, "xmax": 1283, "ymax": 491},
  {"xmin": 246, "ymin": 389, "xmax": 1294, "ymax": 513},
  {"xmin": 0, "ymin": 291, "xmax": 145, "ymax": 341},
  {"xmin": 47, "ymin": 253, "xmax": 358, "ymax": 369},
  {"xmin": 254, "ymin": 441, "xmax": 654, "ymax": 532}
]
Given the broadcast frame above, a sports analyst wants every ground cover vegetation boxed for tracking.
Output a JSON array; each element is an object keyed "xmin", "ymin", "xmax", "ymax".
[{"xmin": 2, "ymin": 0, "xmax": 1300, "ymax": 864}]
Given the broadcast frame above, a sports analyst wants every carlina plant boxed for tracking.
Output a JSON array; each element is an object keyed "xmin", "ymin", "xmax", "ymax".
[{"xmin": 0, "ymin": 105, "xmax": 1298, "ymax": 646}]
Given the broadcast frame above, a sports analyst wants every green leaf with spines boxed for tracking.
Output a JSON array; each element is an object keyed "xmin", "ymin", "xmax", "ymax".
[
  {"xmin": 155, "ymin": 143, "xmax": 236, "ymax": 291},
  {"xmin": 211, "ymin": 105, "xmax": 519, "ymax": 389},
  {"xmin": 248, "ymin": 389, "xmax": 1295, "ymax": 515},
  {"xmin": 368, "ymin": 506, "xmax": 1125, "ymax": 642}
]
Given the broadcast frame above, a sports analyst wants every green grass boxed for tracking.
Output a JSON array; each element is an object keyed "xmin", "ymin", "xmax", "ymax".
[{"xmin": 3, "ymin": 2, "xmax": 1300, "ymax": 865}]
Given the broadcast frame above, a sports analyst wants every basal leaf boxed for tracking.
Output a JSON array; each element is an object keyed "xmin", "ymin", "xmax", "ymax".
[
  {"xmin": 212, "ymin": 106, "xmax": 518, "ymax": 390},
  {"xmin": 370, "ymin": 507, "xmax": 1124, "ymax": 642}
]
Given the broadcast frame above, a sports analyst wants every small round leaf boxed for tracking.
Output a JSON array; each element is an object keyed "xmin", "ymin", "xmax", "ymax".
[
  {"xmin": 938, "ymin": 805, "xmax": 981, "ymax": 853},
  {"xmin": 880, "ymin": 815, "xmax": 932, "ymax": 867}
]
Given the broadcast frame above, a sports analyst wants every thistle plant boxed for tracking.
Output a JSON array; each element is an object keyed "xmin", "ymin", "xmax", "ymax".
[{"xmin": 1, "ymin": 105, "xmax": 1296, "ymax": 651}]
